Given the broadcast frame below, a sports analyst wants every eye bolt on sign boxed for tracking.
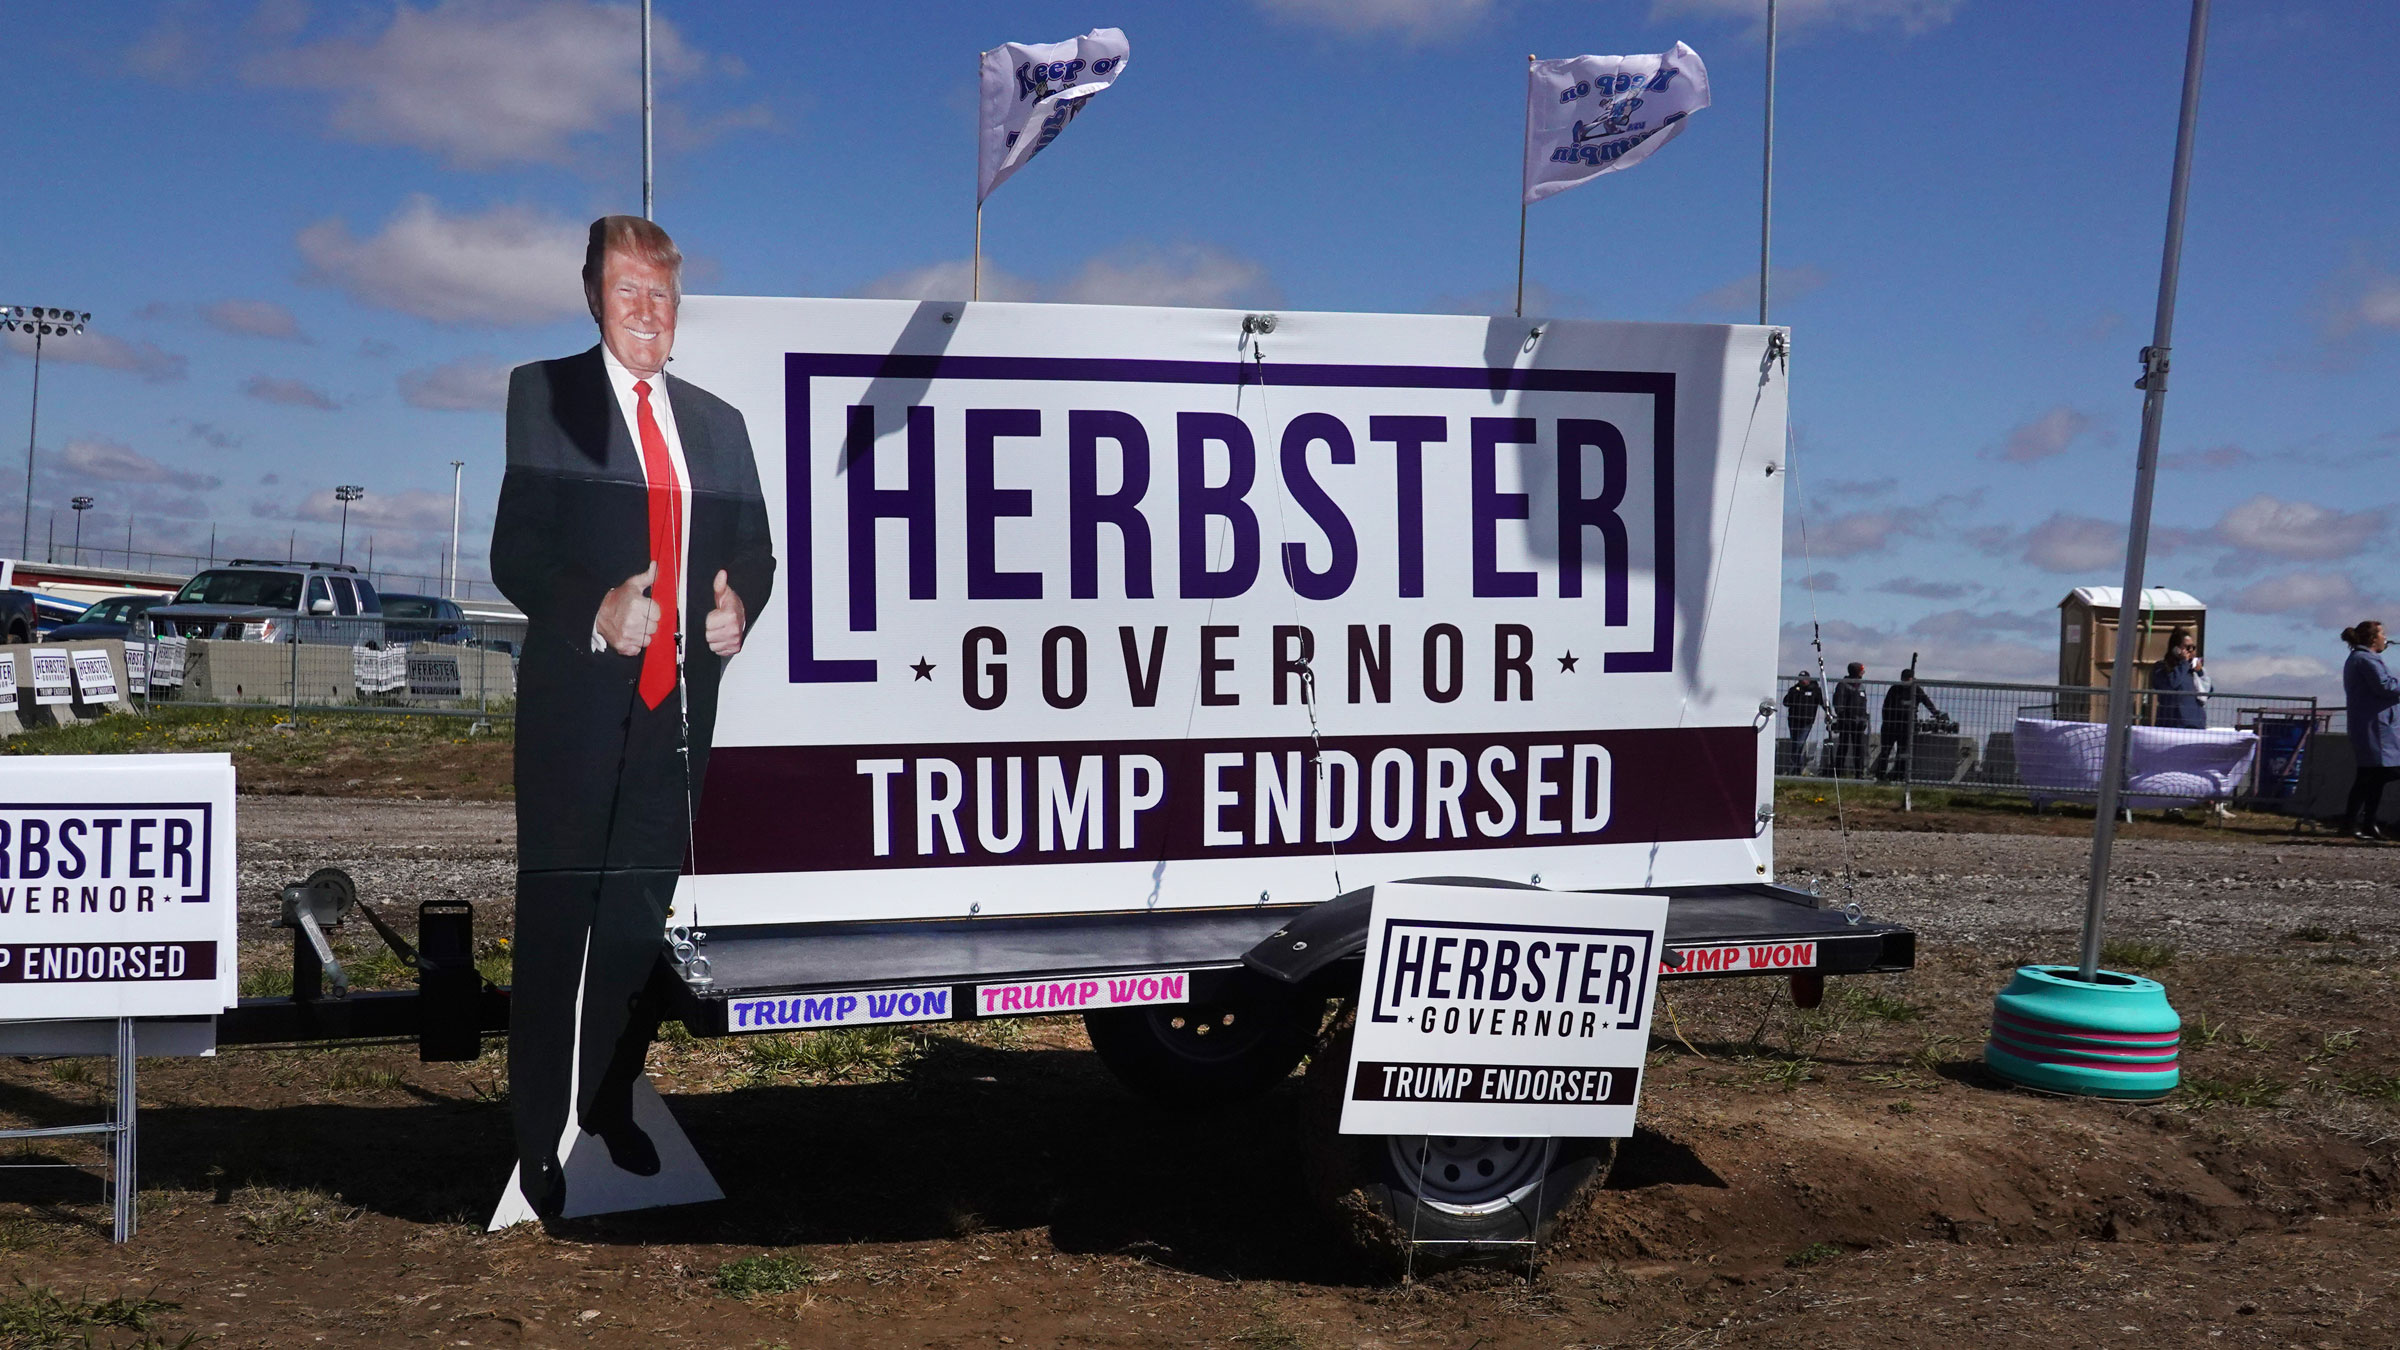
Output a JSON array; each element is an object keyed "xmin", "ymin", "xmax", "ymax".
[{"xmin": 1342, "ymin": 885, "xmax": 1667, "ymax": 1138}]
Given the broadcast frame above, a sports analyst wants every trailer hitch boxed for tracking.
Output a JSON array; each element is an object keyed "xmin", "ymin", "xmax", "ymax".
[{"xmin": 265, "ymin": 867, "xmax": 489, "ymax": 1061}]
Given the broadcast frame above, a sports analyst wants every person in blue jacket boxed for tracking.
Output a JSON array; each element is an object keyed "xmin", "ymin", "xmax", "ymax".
[
  {"xmin": 2340, "ymin": 619, "xmax": 2400, "ymax": 841},
  {"xmin": 2146, "ymin": 627, "xmax": 2208, "ymax": 730}
]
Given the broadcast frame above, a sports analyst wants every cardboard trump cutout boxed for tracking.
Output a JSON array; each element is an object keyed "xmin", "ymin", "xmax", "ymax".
[{"xmin": 487, "ymin": 216, "xmax": 774, "ymax": 1226}]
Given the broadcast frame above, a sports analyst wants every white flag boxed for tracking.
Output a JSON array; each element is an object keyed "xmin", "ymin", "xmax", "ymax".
[
  {"xmin": 978, "ymin": 29, "xmax": 1131, "ymax": 205},
  {"xmin": 1524, "ymin": 43, "xmax": 1711, "ymax": 206}
]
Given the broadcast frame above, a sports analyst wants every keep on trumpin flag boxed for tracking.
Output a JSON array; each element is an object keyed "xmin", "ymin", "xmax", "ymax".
[
  {"xmin": 978, "ymin": 29, "xmax": 1132, "ymax": 204},
  {"xmin": 1523, "ymin": 43, "xmax": 1711, "ymax": 206}
]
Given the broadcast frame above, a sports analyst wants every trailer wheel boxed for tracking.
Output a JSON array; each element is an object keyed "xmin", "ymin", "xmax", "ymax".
[
  {"xmin": 1302, "ymin": 1015, "xmax": 1613, "ymax": 1276},
  {"xmin": 1083, "ymin": 979, "xmax": 1328, "ymax": 1107}
]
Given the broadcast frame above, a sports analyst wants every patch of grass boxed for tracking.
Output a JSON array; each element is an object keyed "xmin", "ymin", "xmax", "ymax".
[
  {"xmin": 1752, "ymin": 1057, "xmax": 1815, "ymax": 1091},
  {"xmin": 2187, "ymin": 1013, "xmax": 2224, "ymax": 1049},
  {"xmin": 1887, "ymin": 1100, "xmax": 1916, "ymax": 1115},
  {"xmin": 0, "ymin": 1283, "xmax": 186, "ymax": 1347},
  {"xmin": 42, "ymin": 1060, "xmax": 98, "ymax": 1087},
  {"xmin": 2331, "ymin": 1072, "xmax": 2400, "ymax": 1103},
  {"xmin": 1910, "ymin": 1034, "xmax": 1964, "ymax": 1073},
  {"xmin": 712, "ymin": 1253, "xmax": 814, "ymax": 1299},
  {"xmin": 1833, "ymin": 986, "xmax": 1922, "ymax": 1023},
  {"xmin": 1785, "ymin": 1241, "xmax": 1843, "ymax": 1268},
  {"xmin": 232, "ymin": 1185, "xmax": 356, "ymax": 1244},
  {"xmin": 742, "ymin": 1027, "xmax": 916, "ymax": 1085},
  {"xmin": 2305, "ymin": 1030, "xmax": 2360, "ymax": 1063},
  {"xmin": 324, "ymin": 1058, "xmax": 404, "ymax": 1093},
  {"xmin": 2100, "ymin": 938, "xmax": 2178, "ymax": 971},
  {"xmin": 2180, "ymin": 1074, "xmax": 2287, "ymax": 1109},
  {"xmin": 238, "ymin": 964, "xmax": 293, "ymax": 998},
  {"xmin": 336, "ymin": 944, "xmax": 413, "ymax": 991}
]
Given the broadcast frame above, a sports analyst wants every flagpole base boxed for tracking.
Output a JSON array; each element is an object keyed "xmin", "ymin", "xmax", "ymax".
[{"xmin": 1984, "ymin": 965, "xmax": 2180, "ymax": 1100}]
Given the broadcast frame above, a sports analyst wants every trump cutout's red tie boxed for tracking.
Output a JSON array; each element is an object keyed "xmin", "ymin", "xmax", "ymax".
[{"xmin": 633, "ymin": 379, "xmax": 681, "ymax": 710}]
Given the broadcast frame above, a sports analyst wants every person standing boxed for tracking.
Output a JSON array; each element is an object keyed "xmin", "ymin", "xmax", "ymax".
[
  {"xmin": 1781, "ymin": 670, "xmax": 1825, "ymax": 775},
  {"xmin": 1871, "ymin": 667, "xmax": 1941, "ymax": 782},
  {"xmin": 492, "ymin": 215, "xmax": 776, "ymax": 1218},
  {"xmin": 2339, "ymin": 620, "xmax": 2399, "ymax": 841},
  {"xmin": 2147, "ymin": 626, "xmax": 2208, "ymax": 730},
  {"xmin": 1830, "ymin": 662, "xmax": 1869, "ymax": 778}
]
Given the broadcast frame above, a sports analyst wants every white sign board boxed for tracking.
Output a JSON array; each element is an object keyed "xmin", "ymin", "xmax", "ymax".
[
  {"xmin": 670, "ymin": 299, "xmax": 1785, "ymax": 928},
  {"xmin": 153, "ymin": 637, "xmax": 186, "ymax": 688},
  {"xmin": 124, "ymin": 642, "xmax": 150, "ymax": 696},
  {"xmin": 72, "ymin": 649, "xmax": 118, "ymax": 703},
  {"xmin": 0, "ymin": 754, "xmax": 240, "ymax": 1019},
  {"xmin": 29, "ymin": 648, "xmax": 73, "ymax": 706},
  {"xmin": 0, "ymin": 652, "xmax": 16, "ymax": 713},
  {"xmin": 1340, "ymin": 883, "xmax": 1666, "ymax": 1138}
]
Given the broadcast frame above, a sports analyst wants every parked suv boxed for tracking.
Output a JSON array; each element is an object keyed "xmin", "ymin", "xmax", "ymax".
[{"xmin": 144, "ymin": 561, "xmax": 385, "ymax": 644}]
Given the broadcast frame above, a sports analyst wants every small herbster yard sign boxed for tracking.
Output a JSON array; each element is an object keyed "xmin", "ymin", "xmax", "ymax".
[
  {"xmin": 1342, "ymin": 883, "xmax": 1667, "ymax": 1138},
  {"xmin": 0, "ymin": 754, "xmax": 239, "ymax": 1020}
]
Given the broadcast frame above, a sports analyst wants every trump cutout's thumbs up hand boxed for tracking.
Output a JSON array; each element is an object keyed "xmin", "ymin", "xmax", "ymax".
[
  {"xmin": 596, "ymin": 561, "xmax": 661, "ymax": 656},
  {"xmin": 705, "ymin": 569, "xmax": 748, "ymax": 656}
]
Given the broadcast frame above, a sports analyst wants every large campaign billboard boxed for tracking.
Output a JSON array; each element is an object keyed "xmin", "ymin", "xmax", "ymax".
[{"xmin": 671, "ymin": 300, "xmax": 1785, "ymax": 925}]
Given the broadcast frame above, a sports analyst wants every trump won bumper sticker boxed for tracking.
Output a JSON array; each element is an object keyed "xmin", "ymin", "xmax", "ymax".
[{"xmin": 1341, "ymin": 883, "xmax": 1666, "ymax": 1138}]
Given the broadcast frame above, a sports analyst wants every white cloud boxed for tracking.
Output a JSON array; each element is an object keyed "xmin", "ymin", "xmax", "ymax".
[
  {"xmin": 853, "ymin": 243, "xmax": 1279, "ymax": 310},
  {"xmin": 2220, "ymin": 571, "xmax": 2382, "ymax": 628},
  {"xmin": 1692, "ymin": 265, "xmax": 1828, "ymax": 314},
  {"xmin": 399, "ymin": 356, "xmax": 512, "ymax": 412},
  {"xmin": 242, "ymin": 375, "xmax": 342, "ymax": 410},
  {"xmin": 1785, "ymin": 570, "xmax": 1842, "ymax": 592},
  {"xmin": 2013, "ymin": 513, "xmax": 2127, "ymax": 573},
  {"xmin": 1651, "ymin": 0, "xmax": 1965, "ymax": 36},
  {"xmin": 1788, "ymin": 509, "xmax": 1904, "ymax": 558},
  {"xmin": 295, "ymin": 488, "xmax": 457, "ymax": 533},
  {"xmin": 1055, "ymin": 243, "xmax": 1281, "ymax": 309},
  {"xmin": 2206, "ymin": 652, "xmax": 2335, "ymax": 690},
  {"xmin": 852, "ymin": 259, "xmax": 1037, "ymax": 303},
  {"xmin": 248, "ymin": 0, "xmax": 706, "ymax": 168},
  {"xmin": 1993, "ymin": 405, "xmax": 2094, "ymax": 464},
  {"xmin": 203, "ymin": 299, "xmax": 308, "ymax": 341},
  {"xmin": 1779, "ymin": 618, "xmax": 2050, "ymax": 684},
  {"xmin": 2, "ymin": 330, "xmax": 187, "ymax": 383},
  {"xmin": 2322, "ymin": 264, "xmax": 2400, "ymax": 342},
  {"xmin": 60, "ymin": 438, "xmax": 222, "ymax": 492},
  {"xmin": 1252, "ymin": 0, "xmax": 1497, "ymax": 39},
  {"xmin": 2213, "ymin": 494, "xmax": 2386, "ymax": 562},
  {"xmin": 298, "ymin": 195, "xmax": 588, "ymax": 326}
]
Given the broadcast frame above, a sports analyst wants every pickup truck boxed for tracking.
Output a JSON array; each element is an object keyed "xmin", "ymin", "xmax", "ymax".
[{"xmin": 143, "ymin": 560, "xmax": 386, "ymax": 645}]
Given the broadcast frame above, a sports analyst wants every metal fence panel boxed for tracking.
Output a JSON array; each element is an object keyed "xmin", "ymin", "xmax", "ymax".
[
  {"xmin": 131, "ymin": 616, "xmax": 522, "ymax": 718},
  {"xmin": 1774, "ymin": 675, "xmax": 2320, "ymax": 809}
]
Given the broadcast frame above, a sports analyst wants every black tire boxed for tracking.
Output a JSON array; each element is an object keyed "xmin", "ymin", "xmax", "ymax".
[
  {"xmin": 1083, "ymin": 976, "xmax": 1328, "ymax": 1107},
  {"xmin": 1301, "ymin": 1013, "xmax": 1614, "ymax": 1276}
]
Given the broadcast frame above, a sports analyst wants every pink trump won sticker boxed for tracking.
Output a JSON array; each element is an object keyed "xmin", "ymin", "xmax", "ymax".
[{"xmin": 975, "ymin": 971, "xmax": 1188, "ymax": 1017}]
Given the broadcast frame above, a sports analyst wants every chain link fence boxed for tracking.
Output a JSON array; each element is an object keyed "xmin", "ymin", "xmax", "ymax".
[
  {"xmin": 127, "ymin": 615, "xmax": 526, "ymax": 718},
  {"xmin": 1774, "ymin": 675, "xmax": 2323, "ymax": 810}
]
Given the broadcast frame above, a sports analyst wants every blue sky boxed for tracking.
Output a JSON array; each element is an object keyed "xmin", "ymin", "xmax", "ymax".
[{"xmin": 3, "ymin": 0, "xmax": 2395, "ymax": 698}]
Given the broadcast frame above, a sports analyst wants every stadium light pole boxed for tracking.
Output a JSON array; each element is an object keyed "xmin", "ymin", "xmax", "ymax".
[
  {"xmin": 447, "ymin": 460, "xmax": 465, "ymax": 599},
  {"xmin": 334, "ymin": 484, "xmax": 365, "ymax": 566},
  {"xmin": 69, "ymin": 495, "xmax": 92, "ymax": 564},
  {"xmin": 3, "ymin": 306, "xmax": 92, "ymax": 560}
]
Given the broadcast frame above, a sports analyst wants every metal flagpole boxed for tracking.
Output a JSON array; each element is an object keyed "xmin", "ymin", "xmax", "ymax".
[
  {"xmin": 1759, "ymin": 0, "xmax": 1777, "ymax": 324},
  {"xmin": 2079, "ymin": 0, "xmax": 2211, "ymax": 982},
  {"xmin": 1515, "ymin": 54, "xmax": 1534, "ymax": 318},
  {"xmin": 641, "ymin": 0, "xmax": 654, "ymax": 220},
  {"xmin": 447, "ymin": 460, "xmax": 464, "ymax": 599},
  {"xmin": 973, "ymin": 51, "xmax": 986, "ymax": 302}
]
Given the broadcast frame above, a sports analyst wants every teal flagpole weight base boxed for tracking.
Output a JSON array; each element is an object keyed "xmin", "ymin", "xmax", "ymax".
[{"xmin": 1985, "ymin": 966, "xmax": 2181, "ymax": 1100}]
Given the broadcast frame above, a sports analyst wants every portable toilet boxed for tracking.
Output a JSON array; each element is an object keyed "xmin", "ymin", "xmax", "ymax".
[{"xmin": 2057, "ymin": 587, "xmax": 2205, "ymax": 720}]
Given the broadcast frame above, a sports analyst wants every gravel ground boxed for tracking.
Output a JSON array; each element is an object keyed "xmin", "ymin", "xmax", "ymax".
[
  {"xmin": 232, "ymin": 794, "xmax": 2395, "ymax": 953},
  {"xmin": 1782, "ymin": 828, "xmax": 2396, "ymax": 953}
]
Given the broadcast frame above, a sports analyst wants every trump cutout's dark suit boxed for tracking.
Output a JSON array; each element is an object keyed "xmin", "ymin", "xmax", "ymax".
[{"xmin": 492, "ymin": 344, "xmax": 772, "ymax": 1210}]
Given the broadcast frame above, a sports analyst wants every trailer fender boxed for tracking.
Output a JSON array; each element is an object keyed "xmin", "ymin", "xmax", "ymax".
[{"xmin": 1241, "ymin": 877, "xmax": 1546, "ymax": 989}]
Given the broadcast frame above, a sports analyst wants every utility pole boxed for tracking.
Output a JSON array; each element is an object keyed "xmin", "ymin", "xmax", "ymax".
[
  {"xmin": 448, "ymin": 460, "xmax": 466, "ymax": 599},
  {"xmin": 3, "ymin": 306, "xmax": 91, "ymax": 559}
]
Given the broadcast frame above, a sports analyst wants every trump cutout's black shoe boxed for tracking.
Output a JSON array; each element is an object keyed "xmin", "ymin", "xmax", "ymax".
[
  {"xmin": 520, "ymin": 1155, "xmax": 567, "ymax": 1220},
  {"xmin": 584, "ymin": 1117, "xmax": 661, "ymax": 1177}
]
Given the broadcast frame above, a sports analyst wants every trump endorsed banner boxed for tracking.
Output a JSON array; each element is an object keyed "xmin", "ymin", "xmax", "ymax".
[
  {"xmin": 0, "ymin": 754, "xmax": 239, "ymax": 1021},
  {"xmin": 1342, "ymin": 884, "xmax": 1667, "ymax": 1137},
  {"xmin": 671, "ymin": 300, "xmax": 1785, "ymax": 926}
]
